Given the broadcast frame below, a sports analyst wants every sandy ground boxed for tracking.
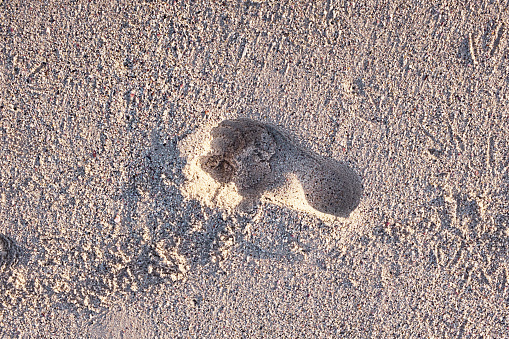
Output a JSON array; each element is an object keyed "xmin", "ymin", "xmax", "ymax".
[{"xmin": 1, "ymin": 0, "xmax": 509, "ymax": 337}]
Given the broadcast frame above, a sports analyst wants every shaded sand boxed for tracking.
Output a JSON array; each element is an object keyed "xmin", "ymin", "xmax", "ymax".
[
  {"xmin": 0, "ymin": 234, "xmax": 17, "ymax": 272},
  {"xmin": 178, "ymin": 118, "xmax": 362, "ymax": 222}
]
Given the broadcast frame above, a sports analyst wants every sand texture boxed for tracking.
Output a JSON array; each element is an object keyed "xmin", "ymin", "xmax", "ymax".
[{"xmin": 1, "ymin": 0, "xmax": 509, "ymax": 337}]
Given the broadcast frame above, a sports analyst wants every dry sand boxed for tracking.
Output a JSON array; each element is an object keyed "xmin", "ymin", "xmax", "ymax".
[{"xmin": 1, "ymin": 0, "xmax": 509, "ymax": 337}]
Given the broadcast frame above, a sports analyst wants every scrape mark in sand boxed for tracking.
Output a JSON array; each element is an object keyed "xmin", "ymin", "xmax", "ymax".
[
  {"xmin": 179, "ymin": 118, "xmax": 362, "ymax": 221},
  {"xmin": 489, "ymin": 22, "xmax": 504, "ymax": 57},
  {"xmin": 468, "ymin": 33, "xmax": 477, "ymax": 65}
]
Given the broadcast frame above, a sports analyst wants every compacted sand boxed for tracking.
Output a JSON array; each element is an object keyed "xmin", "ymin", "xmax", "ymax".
[{"xmin": 1, "ymin": 1, "xmax": 509, "ymax": 337}]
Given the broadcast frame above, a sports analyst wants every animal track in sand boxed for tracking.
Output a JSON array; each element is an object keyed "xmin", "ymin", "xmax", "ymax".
[
  {"xmin": 198, "ymin": 118, "xmax": 362, "ymax": 218},
  {"xmin": 0, "ymin": 234, "xmax": 17, "ymax": 272}
]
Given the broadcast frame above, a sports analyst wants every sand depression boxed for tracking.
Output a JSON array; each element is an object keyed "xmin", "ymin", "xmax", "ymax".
[{"xmin": 180, "ymin": 118, "xmax": 362, "ymax": 220}]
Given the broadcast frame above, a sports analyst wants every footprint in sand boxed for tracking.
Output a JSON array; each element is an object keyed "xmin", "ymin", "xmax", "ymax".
[
  {"xmin": 0, "ymin": 234, "xmax": 17, "ymax": 272},
  {"xmin": 197, "ymin": 118, "xmax": 362, "ymax": 218}
]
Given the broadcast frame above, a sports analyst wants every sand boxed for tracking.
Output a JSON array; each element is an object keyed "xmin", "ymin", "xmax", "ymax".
[{"xmin": 1, "ymin": 0, "xmax": 508, "ymax": 337}]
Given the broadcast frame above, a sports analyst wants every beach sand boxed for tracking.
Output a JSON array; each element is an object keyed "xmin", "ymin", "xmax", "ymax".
[{"xmin": 1, "ymin": 0, "xmax": 508, "ymax": 337}]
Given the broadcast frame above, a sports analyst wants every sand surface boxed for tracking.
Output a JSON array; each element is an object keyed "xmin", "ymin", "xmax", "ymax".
[{"xmin": 1, "ymin": 0, "xmax": 509, "ymax": 337}]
